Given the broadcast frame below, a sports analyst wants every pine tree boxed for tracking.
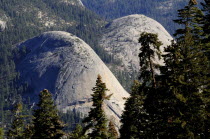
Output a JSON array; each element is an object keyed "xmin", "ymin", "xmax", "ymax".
[
  {"xmin": 160, "ymin": 41, "xmax": 208, "ymax": 138},
  {"xmin": 69, "ymin": 124, "xmax": 87, "ymax": 139},
  {"xmin": 158, "ymin": 41, "xmax": 195, "ymax": 138},
  {"xmin": 174, "ymin": 0, "xmax": 204, "ymax": 44},
  {"xmin": 201, "ymin": 0, "xmax": 210, "ymax": 137},
  {"xmin": 83, "ymin": 75, "xmax": 112, "ymax": 139},
  {"xmin": 31, "ymin": 89, "xmax": 65, "ymax": 139},
  {"xmin": 120, "ymin": 80, "xmax": 149, "ymax": 139},
  {"xmin": 120, "ymin": 32, "xmax": 163, "ymax": 138},
  {"xmin": 108, "ymin": 121, "xmax": 118, "ymax": 139},
  {"xmin": 138, "ymin": 32, "xmax": 166, "ymax": 138},
  {"xmin": 0, "ymin": 127, "xmax": 3, "ymax": 139},
  {"xmin": 203, "ymin": 86, "xmax": 210, "ymax": 139},
  {"xmin": 7, "ymin": 103, "xmax": 25, "ymax": 139},
  {"xmin": 138, "ymin": 32, "xmax": 162, "ymax": 88},
  {"xmin": 159, "ymin": 0, "xmax": 209, "ymax": 137},
  {"xmin": 22, "ymin": 124, "xmax": 34, "ymax": 139},
  {"xmin": 201, "ymin": 0, "xmax": 210, "ymax": 56}
]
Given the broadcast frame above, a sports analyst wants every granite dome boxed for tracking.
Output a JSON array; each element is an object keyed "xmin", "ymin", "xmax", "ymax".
[
  {"xmin": 99, "ymin": 14, "xmax": 173, "ymax": 72},
  {"xmin": 16, "ymin": 31, "xmax": 129, "ymax": 128}
]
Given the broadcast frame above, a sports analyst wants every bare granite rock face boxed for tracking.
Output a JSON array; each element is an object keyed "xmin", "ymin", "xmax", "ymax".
[
  {"xmin": 76, "ymin": 0, "xmax": 84, "ymax": 6},
  {"xmin": 99, "ymin": 14, "xmax": 173, "ymax": 73},
  {"xmin": 16, "ymin": 31, "xmax": 129, "ymax": 128},
  {"xmin": 0, "ymin": 20, "xmax": 6, "ymax": 31},
  {"xmin": 60, "ymin": 0, "xmax": 84, "ymax": 7}
]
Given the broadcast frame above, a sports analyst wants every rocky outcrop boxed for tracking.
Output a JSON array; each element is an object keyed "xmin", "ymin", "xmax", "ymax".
[
  {"xmin": 16, "ymin": 31, "xmax": 129, "ymax": 128},
  {"xmin": 60, "ymin": 0, "xmax": 84, "ymax": 7},
  {"xmin": 0, "ymin": 20, "xmax": 6, "ymax": 31},
  {"xmin": 99, "ymin": 14, "xmax": 173, "ymax": 73}
]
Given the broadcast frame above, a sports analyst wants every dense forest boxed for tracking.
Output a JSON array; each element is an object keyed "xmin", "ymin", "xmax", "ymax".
[
  {"xmin": 81, "ymin": 0, "xmax": 202, "ymax": 35},
  {"xmin": 120, "ymin": 0, "xmax": 210, "ymax": 138},
  {"xmin": 1, "ymin": 0, "xmax": 210, "ymax": 138}
]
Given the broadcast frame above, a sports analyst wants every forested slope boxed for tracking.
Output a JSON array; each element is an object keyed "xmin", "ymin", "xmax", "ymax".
[
  {"xmin": 0, "ymin": 0, "xmax": 106, "ymax": 129},
  {"xmin": 81, "ymin": 0, "xmax": 202, "ymax": 35}
]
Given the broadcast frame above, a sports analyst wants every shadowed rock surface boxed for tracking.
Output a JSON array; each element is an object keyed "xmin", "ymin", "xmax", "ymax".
[{"xmin": 16, "ymin": 31, "xmax": 129, "ymax": 128}]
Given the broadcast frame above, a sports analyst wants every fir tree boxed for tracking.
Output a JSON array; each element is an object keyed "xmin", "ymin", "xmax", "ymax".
[
  {"xmin": 7, "ymin": 103, "xmax": 25, "ymax": 139},
  {"xmin": 108, "ymin": 121, "xmax": 118, "ymax": 139},
  {"xmin": 83, "ymin": 75, "xmax": 112, "ymax": 139},
  {"xmin": 31, "ymin": 89, "xmax": 65, "ymax": 139}
]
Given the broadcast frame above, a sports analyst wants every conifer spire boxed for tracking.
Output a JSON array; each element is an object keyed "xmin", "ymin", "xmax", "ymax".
[
  {"xmin": 83, "ymin": 75, "xmax": 111, "ymax": 138},
  {"xmin": 32, "ymin": 89, "xmax": 65, "ymax": 138},
  {"xmin": 7, "ymin": 103, "xmax": 25, "ymax": 139},
  {"xmin": 108, "ymin": 121, "xmax": 118, "ymax": 139},
  {"xmin": 138, "ymin": 32, "xmax": 162, "ymax": 88},
  {"xmin": 190, "ymin": 0, "xmax": 198, "ymax": 5}
]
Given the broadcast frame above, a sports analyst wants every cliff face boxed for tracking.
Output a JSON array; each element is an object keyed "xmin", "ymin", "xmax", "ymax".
[
  {"xmin": 16, "ymin": 31, "xmax": 129, "ymax": 128},
  {"xmin": 100, "ymin": 14, "xmax": 173, "ymax": 73}
]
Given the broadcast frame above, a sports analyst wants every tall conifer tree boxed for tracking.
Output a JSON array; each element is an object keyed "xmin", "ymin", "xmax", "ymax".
[
  {"xmin": 138, "ymin": 32, "xmax": 162, "ymax": 88},
  {"xmin": 201, "ymin": 0, "xmax": 210, "ymax": 137},
  {"xmin": 32, "ymin": 89, "xmax": 65, "ymax": 139},
  {"xmin": 138, "ymin": 32, "xmax": 166, "ymax": 138},
  {"xmin": 201, "ymin": 0, "xmax": 210, "ymax": 53},
  {"xmin": 83, "ymin": 75, "xmax": 111, "ymax": 139},
  {"xmin": 69, "ymin": 124, "xmax": 87, "ymax": 139},
  {"xmin": 0, "ymin": 128, "xmax": 3, "ymax": 139},
  {"xmin": 120, "ymin": 32, "xmax": 162, "ymax": 138},
  {"xmin": 121, "ymin": 0, "xmax": 209, "ymax": 138},
  {"xmin": 7, "ymin": 103, "xmax": 25, "ymax": 139},
  {"xmin": 160, "ymin": 0, "xmax": 209, "ymax": 137},
  {"xmin": 120, "ymin": 80, "xmax": 149, "ymax": 138},
  {"xmin": 174, "ymin": 0, "xmax": 204, "ymax": 43},
  {"xmin": 108, "ymin": 121, "xmax": 118, "ymax": 139}
]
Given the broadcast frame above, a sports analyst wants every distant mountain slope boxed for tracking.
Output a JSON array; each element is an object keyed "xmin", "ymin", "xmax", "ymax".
[
  {"xmin": 99, "ymin": 14, "xmax": 173, "ymax": 91},
  {"xmin": 81, "ymin": 0, "xmax": 202, "ymax": 35},
  {"xmin": 16, "ymin": 31, "xmax": 129, "ymax": 129},
  {"xmin": 0, "ymin": 0, "xmax": 107, "ymax": 125},
  {"xmin": 0, "ymin": 0, "xmax": 105, "ymax": 48}
]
